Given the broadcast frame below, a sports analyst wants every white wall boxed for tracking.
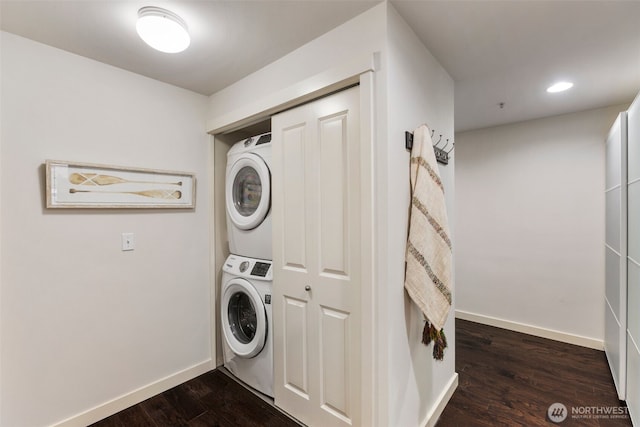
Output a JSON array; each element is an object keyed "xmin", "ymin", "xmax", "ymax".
[
  {"xmin": 207, "ymin": 3, "xmax": 456, "ymax": 426},
  {"xmin": 384, "ymin": 4, "xmax": 456, "ymax": 427},
  {"xmin": 0, "ymin": 32, "xmax": 211, "ymax": 427},
  {"xmin": 455, "ymin": 104, "xmax": 627, "ymax": 346},
  {"xmin": 206, "ymin": 2, "xmax": 387, "ymax": 133}
]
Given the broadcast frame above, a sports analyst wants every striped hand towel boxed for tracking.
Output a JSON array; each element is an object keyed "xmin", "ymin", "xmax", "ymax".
[{"xmin": 404, "ymin": 124, "xmax": 452, "ymax": 360}]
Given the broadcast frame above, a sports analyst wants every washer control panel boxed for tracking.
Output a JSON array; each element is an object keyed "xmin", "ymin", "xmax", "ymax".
[
  {"xmin": 250, "ymin": 262, "xmax": 271, "ymax": 277},
  {"xmin": 223, "ymin": 254, "xmax": 273, "ymax": 281}
]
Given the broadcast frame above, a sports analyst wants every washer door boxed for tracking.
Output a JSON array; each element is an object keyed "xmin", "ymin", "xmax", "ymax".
[
  {"xmin": 226, "ymin": 153, "xmax": 271, "ymax": 230},
  {"xmin": 221, "ymin": 278, "xmax": 267, "ymax": 358}
]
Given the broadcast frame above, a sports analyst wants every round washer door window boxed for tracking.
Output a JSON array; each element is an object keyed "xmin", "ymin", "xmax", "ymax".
[
  {"xmin": 226, "ymin": 153, "xmax": 271, "ymax": 230},
  {"xmin": 221, "ymin": 279, "xmax": 267, "ymax": 358}
]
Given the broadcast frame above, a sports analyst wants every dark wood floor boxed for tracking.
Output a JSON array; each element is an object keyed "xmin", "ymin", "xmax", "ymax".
[
  {"xmin": 91, "ymin": 319, "xmax": 631, "ymax": 426},
  {"xmin": 437, "ymin": 319, "xmax": 632, "ymax": 426},
  {"xmin": 89, "ymin": 369, "xmax": 299, "ymax": 427}
]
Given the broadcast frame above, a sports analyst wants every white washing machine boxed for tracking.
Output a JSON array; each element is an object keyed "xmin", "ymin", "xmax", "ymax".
[
  {"xmin": 221, "ymin": 254, "xmax": 273, "ymax": 397},
  {"xmin": 226, "ymin": 132, "xmax": 272, "ymax": 260}
]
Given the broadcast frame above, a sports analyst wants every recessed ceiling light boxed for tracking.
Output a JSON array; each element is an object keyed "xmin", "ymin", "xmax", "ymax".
[
  {"xmin": 136, "ymin": 6, "xmax": 190, "ymax": 53},
  {"xmin": 546, "ymin": 81, "xmax": 574, "ymax": 93}
]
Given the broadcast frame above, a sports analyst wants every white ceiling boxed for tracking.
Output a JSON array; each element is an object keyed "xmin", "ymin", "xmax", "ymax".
[
  {"xmin": 393, "ymin": 0, "xmax": 640, "ymax": 131},
  {"xmin": 2, "ymin": 0, "xmax": 639, "ymax": 132}
]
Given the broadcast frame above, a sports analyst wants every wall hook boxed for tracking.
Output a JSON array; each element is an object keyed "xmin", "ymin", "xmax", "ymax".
[
  {"xmin": 445, "ymin": 142, "xmax": 455, "ymax": 154},
  {"xmin": 406, "ymin": 128, "xmax": 450, "ymax": 165},
  {"xmin": 434, "ymin": 134, "xmax": 442, "ymax": 147}
]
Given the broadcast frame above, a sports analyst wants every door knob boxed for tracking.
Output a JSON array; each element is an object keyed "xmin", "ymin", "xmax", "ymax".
[{"xmin": 305, "ymin": 285, "xmax": 311, "ymax": 291}]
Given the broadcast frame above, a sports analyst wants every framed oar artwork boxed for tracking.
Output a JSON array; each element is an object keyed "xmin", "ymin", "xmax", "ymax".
[{"xmin": 45, "ymin": 160, "xmax": 196, "ymax": 209}]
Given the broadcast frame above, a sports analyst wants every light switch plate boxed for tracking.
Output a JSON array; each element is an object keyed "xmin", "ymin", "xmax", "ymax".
[{"xmin": 122, "ymin": 233, "xmax": 135, "ymax": 251}]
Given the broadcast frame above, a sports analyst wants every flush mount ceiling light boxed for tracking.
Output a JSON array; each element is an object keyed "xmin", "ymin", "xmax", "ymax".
[
  {"xmin": 546, "ymin": 81, "xmax": 574, "ymax": 93},
  {"xmin": 136, "ymin": 6, "xmax": 190, "ymax": 53}
]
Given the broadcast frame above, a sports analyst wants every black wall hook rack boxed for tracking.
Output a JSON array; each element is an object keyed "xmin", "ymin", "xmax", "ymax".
[{"xmin": 405, "ymin": 131, "xmax": 453, "ymax": 165}]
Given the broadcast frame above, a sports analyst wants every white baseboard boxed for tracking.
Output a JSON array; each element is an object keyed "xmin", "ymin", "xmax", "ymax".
[
  {"xmin": 456, "ymin": 310, "xmax": 604, "ymax": 351},
  {"xmin": 52, "ymin": 359, "xmax": 213, "ymax": 427},
  {"xmin": 422, "ymin": 373, "xmax": 459, "ymax": 427}
]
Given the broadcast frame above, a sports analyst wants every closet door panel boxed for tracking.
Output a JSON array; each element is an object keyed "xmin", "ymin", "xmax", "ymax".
[
  {"xmin": 319, "ymin": 113, "xmax": 349, "ymax": 277},
  {"xmin": 320, "ymin": 307, "xmax": 351, "ymax": 422},
  {"xmin": 283, "ymin": 297, "xmax": 310, "ymax": 398},
  {"xmin": 605, "ymin": 301, "xmax": 622, "ymax": 384},
  {"xmin": 628, "ymin": 94, "xmax": 640, "ymax": 425},
  {"xmin": 628, "ymin": 96, "xmax": 640, "ymax": 183},
  {"xmin": 281, "ymin": 124, "xmax": 308, "ymax": 270},
  {"xmin": 311, "ymin": 90, "xmax": 361, "ymax": 426},
  {"xmin": 606, "ymin": 125, "xmax": 622, "ymax": 188},
  {"xmin": 627, "ymin": 335, "xmax": 640, "ymax": 423},
  {"xmin": 605, "ymin": 188, "xmax": 621, "ymax": 251},
  {"xmin": 606, "ymin": 247, "xmax": 621, "ymax": 317},
  {"xmin": 272, "ymin": 86, "xmax": 361, "ymax": 427},
  {"xmin": 604, "ymin": 112, "xmax": 627, "ymax": 401},
  {"xmin": 273, "ymin": 114, "xmax": 315, "ymax": 423},
  {"xmin": 629, "ymin": 183, "xmax": 640, "ymax": 261},
  {"xmin": 628, "ymin": 260, "xmax": 640, "ymax": 341}
]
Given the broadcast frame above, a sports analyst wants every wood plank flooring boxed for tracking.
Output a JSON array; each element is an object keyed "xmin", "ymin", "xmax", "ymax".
[
  {"xmin": 437, "ymin": 319, "xmax": 632, "ymax": 426},
  {"xmin": 91, "ymin": 319, "xmax": 630, "ymax": 426},
  {"xmin": 89, "ymin": 370, "xmax": 300, "ymax": 427}
]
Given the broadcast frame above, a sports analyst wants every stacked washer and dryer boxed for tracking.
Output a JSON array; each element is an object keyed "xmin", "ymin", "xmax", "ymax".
[{"xmin": 221, "ymin": 132, "xmax": 274, "ymax": 397}]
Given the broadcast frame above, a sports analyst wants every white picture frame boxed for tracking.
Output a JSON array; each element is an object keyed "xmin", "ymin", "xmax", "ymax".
[{"xmin": 45, "ymin": 160, "xmax": 196, "ymax": 209}]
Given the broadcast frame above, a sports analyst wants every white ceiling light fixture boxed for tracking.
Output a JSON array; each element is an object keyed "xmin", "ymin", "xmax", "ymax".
[
  {"xmin": 546, "ymin": 81, "xmax": 574, "ymax": 93},
  {"xmin": 136, "ymin": 6, "xmax": 190, "ymax": 53}
]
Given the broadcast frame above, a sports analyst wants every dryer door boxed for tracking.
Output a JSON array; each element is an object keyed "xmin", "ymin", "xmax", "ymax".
[
  {"xmin": 226, "ymin": 153, "xmax": 271, "ymax": 230},
  {"xmin": 222, "ymin": 278, "xmax": 267, "ymax": 358}
]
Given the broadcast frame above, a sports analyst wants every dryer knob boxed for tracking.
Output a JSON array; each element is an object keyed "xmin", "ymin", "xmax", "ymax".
[{"xmin": 239, "ymin": 261, "xmax": 250, "ymax": 272}]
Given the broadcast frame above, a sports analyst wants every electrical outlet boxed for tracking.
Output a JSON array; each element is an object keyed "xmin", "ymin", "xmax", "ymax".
[{"xmin": 122, "ymin": 233, "xmax": 135, "ymax": 251}]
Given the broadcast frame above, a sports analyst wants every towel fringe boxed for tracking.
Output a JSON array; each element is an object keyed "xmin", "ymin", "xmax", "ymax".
[{"xmin": 422, "ymin": 321, "xmax": 447, "ymax": 361}]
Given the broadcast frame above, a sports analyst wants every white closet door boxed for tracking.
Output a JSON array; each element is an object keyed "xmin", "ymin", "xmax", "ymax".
[
  {"xmin": 604, "ymin": 112, "xmax": 627, "ymax": 400},
  {"xmin": 271, "ymin": 86, "xmax": 361, "ymax": 427},
  {"xmin": 627, "ymin": 93, "xmax": 640, "ymax": 425}
]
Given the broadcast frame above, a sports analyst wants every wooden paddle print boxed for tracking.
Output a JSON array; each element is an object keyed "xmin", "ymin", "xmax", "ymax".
[
  {"xmin": 69, "ymin": 173, "xmax": 182, "ymax": 186},
  {"xmin": 69, "ymin": 188, "xmax": 182, "ymax": 200}
]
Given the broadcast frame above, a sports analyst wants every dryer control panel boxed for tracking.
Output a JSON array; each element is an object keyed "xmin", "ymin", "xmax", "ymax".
[{"xmin": 223, "ymin": 254, "xmax": 273, "ymax": 281}]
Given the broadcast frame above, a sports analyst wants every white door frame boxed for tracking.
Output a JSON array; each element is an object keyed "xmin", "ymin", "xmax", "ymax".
[{"xmin": 208, "ymin": 52, "xmax": 378, "ymax": 427}]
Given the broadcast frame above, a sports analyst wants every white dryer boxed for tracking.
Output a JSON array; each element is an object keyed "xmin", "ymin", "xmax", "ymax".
[
  {"xmin": 221, "ymin": 254, "xmax": 273, "ymax": 397},
  {"xmin": 226, "ymin": 132, "xmax": 272, "ymax": 260}
]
